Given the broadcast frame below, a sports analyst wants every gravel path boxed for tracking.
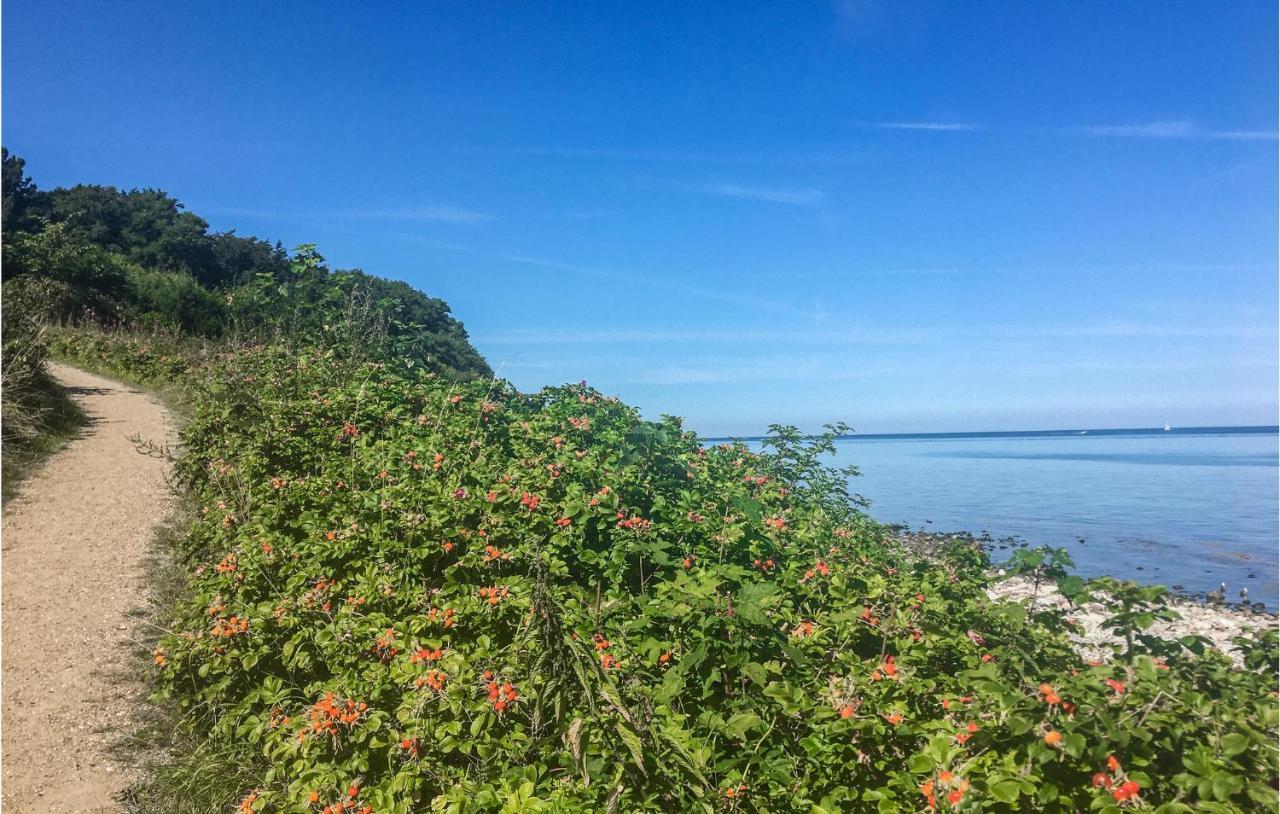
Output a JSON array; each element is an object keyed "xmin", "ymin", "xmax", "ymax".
[{"xmin": 2, "ymin": 363, "xmax": 177, "ymax": 813}]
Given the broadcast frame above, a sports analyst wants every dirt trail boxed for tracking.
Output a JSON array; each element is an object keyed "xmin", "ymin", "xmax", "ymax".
[{"xmin": 3, "ymin": 363, "xmax": 177, "ymax": 813}]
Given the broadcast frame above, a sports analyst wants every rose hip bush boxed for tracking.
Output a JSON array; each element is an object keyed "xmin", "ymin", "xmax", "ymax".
[{"xmin": 54, "ymin": 331, "xmax": 1279, "ymax": 813}]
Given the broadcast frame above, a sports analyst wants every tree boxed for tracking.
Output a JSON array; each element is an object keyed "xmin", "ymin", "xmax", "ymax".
[{"xmin": 2, "ymin": 147, "xmax": 40, "ymax": 235}]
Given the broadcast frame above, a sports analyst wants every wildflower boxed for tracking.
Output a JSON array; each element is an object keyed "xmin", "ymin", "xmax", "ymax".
[
  {"xmin": 1113, "ymin": 781, "xmax": 1140, "ymax": 802},
  {"xmin": 884, "ymin": 712, "xmax": 904, "ymax": 725},
  {"xmin": 418, "ymin": 670, "xmax": 446, "ymax": 692},
  {"xmin": 882, "ymin": 654, "xmax": 898, "ymax": 678},
  {"xmin": 482, "ymin": 545, "xmax": 509, "ymax": 563},
  {"xmin": 615, "ymin": 515, "xmax": 651, "ymax": 532},
  {"xmin": 412, "ymin": 647, "xmax": 444, "ymax": 664},
  {"xmin": 920, "ymin": 779, "xmax": 936, "ymax": 809},
  {"xmin": 1105, "ymin": 678, "xmax": 1126, "ymax": 696}
]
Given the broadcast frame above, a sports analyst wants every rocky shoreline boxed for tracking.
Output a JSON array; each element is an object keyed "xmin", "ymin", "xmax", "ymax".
[{"xmin": 890, "ymin": 527, "xmax": 1277, "ymax": 667}]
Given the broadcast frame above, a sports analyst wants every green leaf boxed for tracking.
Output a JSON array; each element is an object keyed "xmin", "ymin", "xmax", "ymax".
[
  {"xmin": 989, "ymin": 780, "xmax": 1021, "ymax": 803},
  {"xmin": 1220, "ymin": 732, "xmax": 1249, "ymax": 757}
]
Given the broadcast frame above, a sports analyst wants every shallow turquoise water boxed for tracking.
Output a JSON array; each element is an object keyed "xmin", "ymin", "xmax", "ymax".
[{"xmin": 821, "ymin": 428, "xmax": 1278, "ymax": 608}]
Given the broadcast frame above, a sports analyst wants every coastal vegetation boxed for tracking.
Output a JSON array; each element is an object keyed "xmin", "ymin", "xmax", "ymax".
[
  {"xmin": 0, "ymin": 283, "xmax": 82, "ymax": 493},
  {"xmin": 6, "ymin": 153, "xmax": 1279, "ymax": 812},
  {"xmin": 1, "ymin": 149, "xmax": 491, "ymax": 380},
  {"xmin": 46, "ymin": 332, "xmax": 1279, "ymax": 813}
]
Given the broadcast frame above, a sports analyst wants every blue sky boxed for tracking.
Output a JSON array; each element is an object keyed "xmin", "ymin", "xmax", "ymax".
[{"xmin": 4, "ymin": 1, "xmax": 1276, "ymax": 436}]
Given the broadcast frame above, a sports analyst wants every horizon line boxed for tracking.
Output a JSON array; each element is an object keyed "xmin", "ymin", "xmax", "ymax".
[{"xmin": 699, "ymin": 423, "xmax": 1280, "ymax": 442}]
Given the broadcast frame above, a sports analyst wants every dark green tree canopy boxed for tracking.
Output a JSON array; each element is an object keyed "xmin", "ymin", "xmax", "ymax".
[{"xmin": 0, "ymin": 150, "xmax": 491, "ymax": 379}]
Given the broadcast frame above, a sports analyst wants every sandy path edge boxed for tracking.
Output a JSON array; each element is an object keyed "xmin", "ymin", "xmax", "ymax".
[{"xmin": 3, "ymin": 363, "xmax": 178, "ymax": 814}]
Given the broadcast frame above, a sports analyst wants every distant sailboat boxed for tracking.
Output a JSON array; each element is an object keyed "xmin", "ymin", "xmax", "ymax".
[{"xmin": 1163, "ymin": 423, "xmax": 1172, "ymax": 432}]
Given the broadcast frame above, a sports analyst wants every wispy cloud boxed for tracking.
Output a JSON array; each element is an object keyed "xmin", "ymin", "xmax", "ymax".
[
  {"xmin": 965, "ymin": 321, "xmax": 1276, "ymax": 341},
  {"xmin": 492, "ymin": 252, "xmax": 824, "ymax": 318},
  {"xmin": 1073, "ymin": 120, "xmax": 1276, "ymax": 141},
  {"xmin": 468, "ymin": 145, "xmax": 867, "ymax": 167},
  {"xmin": 866, "ymin": 121, "xmax": 981, "ymax": 132},
  {"xmin": 630, "ymin": 355, "xmax": 891, "ymax": 386},
  {"xmin": 195, "ymin": 204, "xmax": 288, "ymax": 220},
  {"xmin": 477, "ymin": 327, "xmax": 929, "ymax": 346},
  {"xmin": 196, "ymin": 204, "xmax": 495, "ymax": 225},
  {"xmin": 695, "ymin": 183, "xmax": 825, "ymax": 206},
  {"xmin": 862, "ymin": 267, "xmax": 968, "ymax": 276},
  {"xmin": 345, "ymin": 206, "xmax": 495, "ymax": 224},
  {"xmin": 387, "ymin": 233, "xmax": 826, "ymax": 321}
]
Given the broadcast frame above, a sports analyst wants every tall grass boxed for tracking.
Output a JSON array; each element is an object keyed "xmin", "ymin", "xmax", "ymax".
[{"xmin": 1, "ymin": 285, "xmax": 84, "ymax": 496}]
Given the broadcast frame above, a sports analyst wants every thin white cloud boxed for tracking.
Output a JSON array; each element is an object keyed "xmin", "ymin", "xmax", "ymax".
[
  {"xmin": 197, "ymin": 205, "xmax": 495, "ymax": 225},
  {"xmin": 696, "ymin": 183, "xmax": 825, "ymax": 206},
  {"xmin": 1074, "ymin": 120, "xmax": 1276, "ymax": 141},
  {"xmin": 862, "ymin": 267, "xmax": 968, "ymax": 276},
  {"xmin": 964, "ymin": 321, "xmax": 1275, "ymax": 340},
  {"xmin": 196, "ymin": 204, "xmax": 283, "ymax": 219},
  {"xmin": 478, "ymin": 319, "xmax": 1274, "ymax": 348},
  {"xmin": 469, "ymin": 146, "xmax": 867, "ymax": 167},
  {"xmin": 867, "ymin": 121, "xmax": 981, "ymax": 132},
  {"xmin": 347, "ymin": 206, "xmax": 495, "ymax": 224},
  {"xmin": 631, "ymin": 356, "xmax": 881, "ymax": 386},
  {"xmin": 387, "ymin": 234, "xmax": 825, "ymax": 321},
  {"xmin": 477, "ymin": 327, "xmax": 930, "ymax": 346},
  {"xmin": 628, "ymin": 352, "xmax": 1275, "ymax": 388}
]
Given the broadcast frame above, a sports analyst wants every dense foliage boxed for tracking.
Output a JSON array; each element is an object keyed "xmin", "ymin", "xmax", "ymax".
[
  {"xmin": 0, "ymin": 285, "xmax": 82, "ymax": 489},
  {"xmin": 52, "ymin": 330, "xmax": 1280, "ymax": 814},
  {"xmin": 2, "ymin": 149, "xmax": 491, "ymax": 380}
]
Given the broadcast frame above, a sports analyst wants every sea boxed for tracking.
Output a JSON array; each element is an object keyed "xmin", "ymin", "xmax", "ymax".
[{"xmin": 716, "ymin": 427, "xmax": 1279, "ymax": 610}]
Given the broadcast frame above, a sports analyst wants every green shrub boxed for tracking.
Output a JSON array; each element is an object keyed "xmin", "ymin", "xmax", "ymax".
[
  {"xmin": 0, "ymin": 283, "xmax": 83, "ymax": 491},
  {"xmin": 128, "ymin": 266, "xmax": 228, "ymax": 336},
  {"xmin": 2, "ymin": 222, "xmax": 132, "ymax": 324},
  {"xmin": 49, "ymin": 337, "xmax": 1270, "ymax": 814}
]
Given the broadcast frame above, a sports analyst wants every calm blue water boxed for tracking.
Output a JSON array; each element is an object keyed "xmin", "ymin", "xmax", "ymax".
[{"xmin": 723, "ymin": 428, "xmax": 1279, "ymax": 609}]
